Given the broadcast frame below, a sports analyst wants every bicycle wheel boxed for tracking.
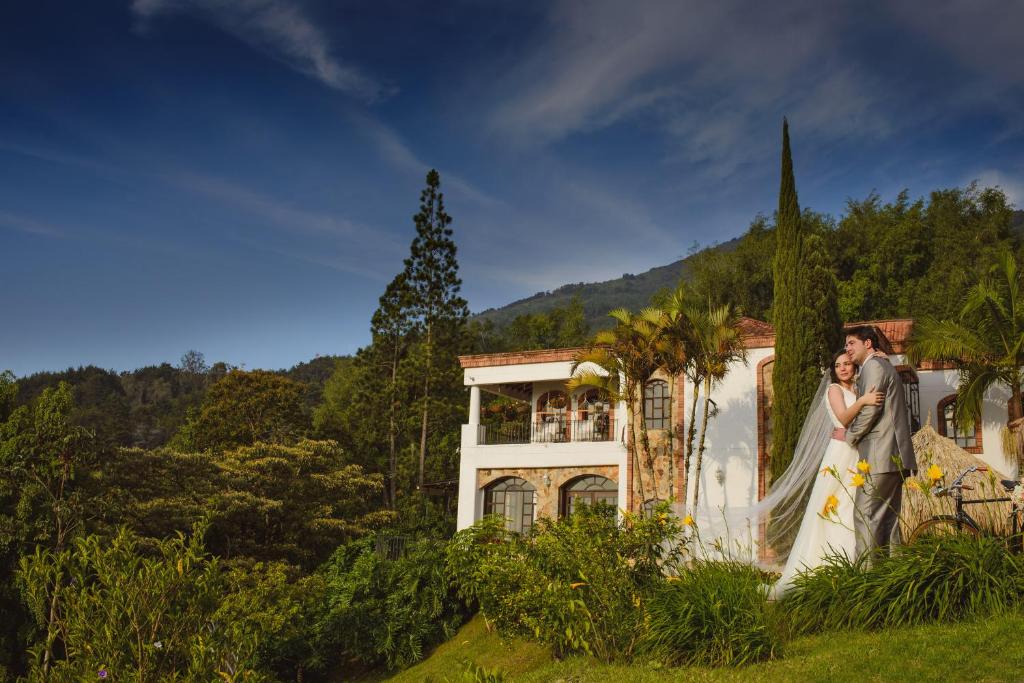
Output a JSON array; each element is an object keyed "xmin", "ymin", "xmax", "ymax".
[{"xmin": 909, "ymin": 515, "xmax": 981, "ymax": 543}]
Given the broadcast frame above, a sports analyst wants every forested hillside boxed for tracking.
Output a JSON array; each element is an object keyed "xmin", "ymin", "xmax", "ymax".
[
  {"xmin": 472, "ymin": 238, "xmax": 740, "ymax": 331},
  {"xmin": 475, "ymin": 195, "xmax": 1024, "ymax": 330}
]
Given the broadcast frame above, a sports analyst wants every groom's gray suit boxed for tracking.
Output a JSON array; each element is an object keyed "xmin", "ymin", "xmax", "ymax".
[{"xmin": 845, "ymin": 356, "xmax": 916, "ymax": 560}]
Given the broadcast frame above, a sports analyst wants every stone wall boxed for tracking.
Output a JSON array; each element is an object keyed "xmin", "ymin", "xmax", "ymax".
[{"xmin": 477, "ymin": 464, "xmax": 620, "ymax": 520}]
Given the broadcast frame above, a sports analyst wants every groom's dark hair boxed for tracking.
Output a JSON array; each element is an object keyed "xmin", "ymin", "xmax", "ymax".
[{"xmin": 846, "ymin": 325, "xmax": 880, "ymax": 349}]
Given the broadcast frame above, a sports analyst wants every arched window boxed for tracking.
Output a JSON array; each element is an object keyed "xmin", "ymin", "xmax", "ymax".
[
  {"xmin": 561, "ymin": 475, "xmax": 617, "ymax": 517},
  {"xmin": 575, "ymin": 388, "xmax": 613, "ymax": 441},
  {"xmin": 536, "ymin": 390, "xmax": 569, "ymax": 442},
  {"xmin": 483, "ymin": 477, "xmax": 536, "ymax": 533},
  {"xmin": 643, "ymin": 379, "xmax": 669, "ymax": 430},
  {"xmin": 937, "ymin": 395, "xmax": 982, "ymax": 453}
]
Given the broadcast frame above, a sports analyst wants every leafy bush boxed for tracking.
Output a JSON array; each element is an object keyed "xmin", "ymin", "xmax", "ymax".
[
  {"xmin": 314, "ymin": 537, "xmax": 468, "ymax": 671},
  {"xmin": 784, "ymin": 535, "xmax": 1024, "ymax": 634},
  {"xmin": 17, "ymin": 525, "xmax": 280, "ymax": 682},
  {"xmin": 446, "ymin": 506, "xmax": 683, "ymax": 662},
  {"xmin": 642, "ymin": 561, "xmax": 778, "ymax": 666}
]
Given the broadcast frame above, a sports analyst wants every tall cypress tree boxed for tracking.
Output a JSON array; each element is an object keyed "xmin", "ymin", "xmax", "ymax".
[
  {"xmin": 403, "ymin": 170, "xmax": 469, "ymax": 489},
  {"xmin": 770, "ymin": 119, "xmax": 828, "ymax": 482}
]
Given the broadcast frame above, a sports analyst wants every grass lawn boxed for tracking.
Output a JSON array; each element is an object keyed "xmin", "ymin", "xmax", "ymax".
[{"xmin": 380, "ymin": 612, "xmax": 1024, "ymax": 682}]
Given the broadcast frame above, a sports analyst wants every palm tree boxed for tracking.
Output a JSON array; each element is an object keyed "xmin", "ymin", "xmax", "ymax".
[
  {"xmin": 907, "ymin": 249, "xmax": 1024, "ymax": 468},
  {"xmin": 658, "ymin": 287, "xmax": 701, "ymax": 507},
  {"xmin": 685, "ymin": 300, "xmax": 747, "ymax": 508},
  {"xmin": 569, "ymin": 308, "xmax": 663, "ymax": 508}
]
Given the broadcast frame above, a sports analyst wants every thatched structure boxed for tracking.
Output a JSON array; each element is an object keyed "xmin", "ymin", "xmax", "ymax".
[{"xmin": 900, "ymin": 423, "xmax": 1015, "ymax": 537}]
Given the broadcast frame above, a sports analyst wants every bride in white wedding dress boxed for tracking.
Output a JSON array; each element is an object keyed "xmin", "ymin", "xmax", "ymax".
[{"xmin": 771, "ymin": 350, "xmax": 882, "ymax": 598}]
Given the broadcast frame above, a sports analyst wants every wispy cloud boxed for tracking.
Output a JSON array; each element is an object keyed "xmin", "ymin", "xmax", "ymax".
[
  {"xmin": 351, "ymin": 114, "xmax": 503, "ymax": 208},
  {"xmin": 485, "ymin": 0, "xmax": 895, "ymax": 180},
  {"xmin": 172, "ymin": 170, "xmax": 365, "ymax": 237},
  {"xmin": 168, "ymin": 170, "xmax": 406, "ymax": 277},
  {"xmin": 0, "ymin": 211, "xmax": 65, "ymax": 237},
  {"xmin": 131, "ymin": 0, "xmax": 394, "ymax": 102}
]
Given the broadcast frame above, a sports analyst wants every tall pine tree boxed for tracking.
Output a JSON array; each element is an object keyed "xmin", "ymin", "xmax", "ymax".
[
  {"xmin": 770, "ymin": 120, "xmax": 839, "ymax": 482},
  {"xmin": 369, "ymin": 272, "xmax": 413, "ymax": 507},
  {"xmin": 403, "ymin": 170, "xmax": 469, "ymax": 489}
]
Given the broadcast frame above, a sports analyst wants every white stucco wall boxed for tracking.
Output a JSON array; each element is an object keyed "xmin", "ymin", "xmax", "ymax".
[
  {"xmin": 679, "ymin": 347, "xmax": 772, "ymax": 511},
  {"xmin": 456, "ymin": 364, "xmax": 629, "ymax": 530},
  {"xmin": 455, "ymin": 347, "xmax": 1020, "ymax": 531}
]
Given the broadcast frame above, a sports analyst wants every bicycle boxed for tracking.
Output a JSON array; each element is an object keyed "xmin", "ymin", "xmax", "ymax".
[{"xmin": 909, "ymin": 465, "xmax": 1024, "ymax": 551}]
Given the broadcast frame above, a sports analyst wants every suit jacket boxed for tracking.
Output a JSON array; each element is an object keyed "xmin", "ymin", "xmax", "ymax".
[{"xmin": 844, "ymin": 356, "xmax": 917, "ymax": 474}]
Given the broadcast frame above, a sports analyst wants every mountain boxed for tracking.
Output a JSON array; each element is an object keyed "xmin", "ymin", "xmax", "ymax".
[
  {"xmin": 476, "ymin": 209, "xmax": 1024, "ymax": 332},
  {"xmin": 473, "ymin": 261, "xmax": 684, "ymax": 331},
  {"xmin": 473, "ymin": 238, "xmax": 741, "ymax": 331}
]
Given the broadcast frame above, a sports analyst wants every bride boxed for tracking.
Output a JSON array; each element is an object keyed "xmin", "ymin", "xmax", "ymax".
[
  {"xmin": 770, "ymin": 349, "xmax": 882, "ymax": 598},
  {"xmin": 690, "ymin": 349, "xmax": 882, "ymax": 596}
]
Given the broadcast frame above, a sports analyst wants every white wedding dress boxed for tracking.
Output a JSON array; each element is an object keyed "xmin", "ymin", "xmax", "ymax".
[{"xmin": 772, "ymin": 384, "xmax": 859, "ymax": 598}]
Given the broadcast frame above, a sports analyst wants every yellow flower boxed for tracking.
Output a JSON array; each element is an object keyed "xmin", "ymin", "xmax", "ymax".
[
  {"xmin": 822, "ymin": 495, "xmax": 839, "ymax": 516},
  {"xmin": 906, "ymin": 478, "xmax": 921, "ymax": 491},
  {"xmin": 821, "ymin": 465, "xmax": 837, "ymax": 478},
  {"xmin": 927, "ymin": 464, "xmax": 944, "ymax": 483},
  {"xmin": 857, "ymin": 460, "xmax": 871, "ymax": 474},
  {"xmin": 851, "ymin": 473, "xmax": 866, "ymax": 488},
  {"xmin": 682, "ymin": 514, "xmax": 695, "ymax": 527}
]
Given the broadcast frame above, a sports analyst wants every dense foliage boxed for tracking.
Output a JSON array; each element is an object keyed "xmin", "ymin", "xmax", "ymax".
[
  {"xmin": 446, "ymin": 507, "xmax": 684, "ymax": 662},
  {"xmin": 18, "ymin": 526, "xmax": 281, "ymax": 682},
  {"xmin": 314, "ymin": 538, "xmax": 467, "ymax": 671},
  {"xmin": 643, "ymin": 562, "xmax": 778, "ymax": 667},
  {"xmin": 784, "ymin": 535, "xmax": 1024, "ymax": 633}
]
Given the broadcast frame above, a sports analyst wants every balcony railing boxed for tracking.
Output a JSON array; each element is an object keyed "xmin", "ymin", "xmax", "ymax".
[{"xmin": 476, "ymin": 413, "xmax": 616, "ymax": 445}]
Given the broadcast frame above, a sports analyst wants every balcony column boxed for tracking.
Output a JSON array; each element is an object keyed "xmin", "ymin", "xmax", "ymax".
[{"xmin": 468, "ymin": 386, "xmax": 481, "ymax": 426}]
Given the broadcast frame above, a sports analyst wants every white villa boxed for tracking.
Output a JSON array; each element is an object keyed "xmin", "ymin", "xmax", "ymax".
[{"xmin": 455, "ymin": 318, "xmax": 1019, "ymax": 533}]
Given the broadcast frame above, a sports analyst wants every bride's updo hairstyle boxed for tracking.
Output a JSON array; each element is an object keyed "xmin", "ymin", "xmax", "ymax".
[{"xmin": 829, "ymin": 349, "xmax": 857, "ymax": 384}]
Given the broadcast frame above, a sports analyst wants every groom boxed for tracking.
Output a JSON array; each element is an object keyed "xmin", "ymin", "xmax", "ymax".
[{"xmin": 832, "ymin": 325, "xmax": 916, "ymax": 561}]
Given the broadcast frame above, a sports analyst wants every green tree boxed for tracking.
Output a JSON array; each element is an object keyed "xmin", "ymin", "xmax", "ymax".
[
  {"xmin": 907, "ymin": 249, "xmax": 1024, "ymax": 468},
  {"xmin": 174, "ymin": 370, "xmax": 308, "ymax": 451},
  {"xmin": 770, "ymin": 119, "xmax": 828, "ymax": 482},
  {"xmin": 495, "ymin": 297, "xmax": 591, "ymax": 352},
  {"xmin": 401, "ymin": 170, "xmax": 469, "ymax": 489},
  {"xmin": 371, "ymin": 273, "xmax": 415, "ymax": 507},
  {"xmin": 0, "ymin": 382, "xmax": 94, "ymax": 676},
  {"xmin": 689, "ymin": 216, "xmax": 776, "ymax": 321},
  {"xmin": 570, "ymin": 308, "xmax": 664, "ymax": 506},
  {"xmin": 18, "ymin": 524, "xmax": 282, "ymax": 682},
  {"xmin": 210, "ymin": 440, "xmax": 392, "ymax": 570}
]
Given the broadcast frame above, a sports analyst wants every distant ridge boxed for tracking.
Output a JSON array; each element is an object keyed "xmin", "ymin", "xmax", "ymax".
[
  {"xmin": 475, "ymin": 209, "xmax": 1024, "ymax": 332},
  {"xmin": 473, "ymin": 238, "xmax": 741, "ymax": 331}
]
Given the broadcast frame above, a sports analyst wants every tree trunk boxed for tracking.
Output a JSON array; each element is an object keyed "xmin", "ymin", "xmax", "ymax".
[
  {"xmin": 388, "ymin": 343, "xmax": 399, "ymax": 508},
  {"xmin": 682, "ymin": 379, "xmax": 701, "ymax": 507},
  {"xmin": 418, "ymin": 324, "xmax": 432, "ymax": 490},
  {"xmin": 639, "ymin": 409, "xmax": 655, "ymax": 504},
  {"xmin": 666, "ymin": 374, "xmax": 676, "ymax": 503},
  {"xmin": 692, "ymin": 377, "xmax": 713, "ymax": 508},
  {"xmin": 627, "ymin": 389, "xmax": 647, "ymax": 510}
]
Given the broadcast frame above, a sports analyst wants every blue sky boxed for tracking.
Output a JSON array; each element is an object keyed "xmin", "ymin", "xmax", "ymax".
[{"xmin": 2, "ymin": 0, "xmax": 1023, "ymax": 376}]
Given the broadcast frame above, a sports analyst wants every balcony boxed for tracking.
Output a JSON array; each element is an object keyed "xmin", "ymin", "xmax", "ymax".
[{"xmin": 476, "ymin": 412, "xmax": 617, "ymax": 446}]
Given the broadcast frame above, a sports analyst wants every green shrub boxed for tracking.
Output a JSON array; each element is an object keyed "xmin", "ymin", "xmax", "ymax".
[
  {"xmin": 315, "ymin": 537, "xmax": 468, "ymax": 671},
  {"xmin": 446, "ymin": 506, "xmax": 683, "ymax": 662},
  {"xmin": 642, "ymin": 561, "xmax": 778, "ymax": 667},
  {"xmin": 17, "ymin": 526, "xmax": 276, "ymax": 682},
  {"xmin": 785, "ymin": 535, "xmax": 1024, "ymax": 635}
]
